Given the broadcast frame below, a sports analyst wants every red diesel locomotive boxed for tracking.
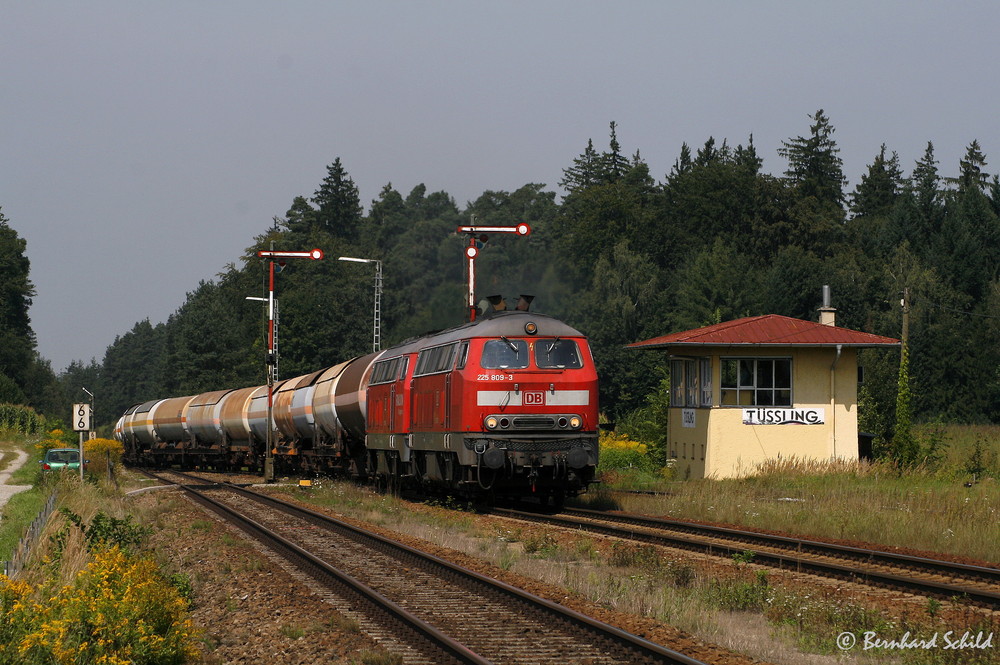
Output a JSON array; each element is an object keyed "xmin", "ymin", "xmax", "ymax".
[{"xmin": 116, "ymin": 308, "xmax": 600, "ymax": 501}]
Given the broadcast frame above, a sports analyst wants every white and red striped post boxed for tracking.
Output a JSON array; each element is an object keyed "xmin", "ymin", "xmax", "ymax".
[
  {"xmin": 456, "ymin": 223, "xmax": 530, "ymax": 322},
  {"xmin": 256, "ymin": 246, "xmax": 324, "ymax": 482}
]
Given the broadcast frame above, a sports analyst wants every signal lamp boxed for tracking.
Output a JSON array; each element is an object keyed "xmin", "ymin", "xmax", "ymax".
[
  {"xmin": 569, "ymin": 416, "xmax": 582, "ymax": 429},
  {"xmin": 524, "ymin": 322, "xmax": 537, "ymax": 335},
  {"xmin": 485, "ymin": 416, "xmax": 499, "ymax": 430}
]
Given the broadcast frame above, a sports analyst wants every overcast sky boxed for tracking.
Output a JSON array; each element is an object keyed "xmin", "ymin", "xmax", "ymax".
[{"xmin": 3, "ymin": 1, "xmax": 999, "ymax": 373}]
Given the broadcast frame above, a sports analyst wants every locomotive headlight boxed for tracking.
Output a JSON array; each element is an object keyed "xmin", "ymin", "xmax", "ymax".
[
  {"xmin": 485, "ymin": 416, "xmax": 499, "ymax": 430},
  {"xmin": 524, "ymin": 321, "xmax": 537, "ymax": 335},
  {"xmin": 569, "ymin": 416, "xmax": 583, "ymax": 429}
]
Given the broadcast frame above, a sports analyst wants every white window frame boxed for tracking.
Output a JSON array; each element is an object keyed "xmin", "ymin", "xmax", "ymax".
[
  {"xmin": 670, "ymin": 356, "xmax": 712, "ymax": 408},
  {"xmin": 720, "ymin": 356, "xmax": 792, "ymax": 407}
]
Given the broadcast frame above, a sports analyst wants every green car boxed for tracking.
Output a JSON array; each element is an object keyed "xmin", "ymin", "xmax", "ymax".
[{"xmin": 41, "ymin": 448, "xmax": 86, "ymax": 472}]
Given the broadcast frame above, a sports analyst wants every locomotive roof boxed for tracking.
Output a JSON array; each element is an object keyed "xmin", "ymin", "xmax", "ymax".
[{"xmin": 382, "ymin": 311, "xmax": 585, "ymax": 357}]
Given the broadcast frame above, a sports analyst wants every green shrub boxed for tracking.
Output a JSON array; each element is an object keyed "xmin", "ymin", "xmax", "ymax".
[{"xmin": 0, "ymin": 546, "xmax": 197, "ymax": 665}]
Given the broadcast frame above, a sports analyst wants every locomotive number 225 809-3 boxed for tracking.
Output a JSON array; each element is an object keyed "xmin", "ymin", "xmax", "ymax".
[{"xmin": 477, "ymin": 373, "xmax": 514, "ymax": 381}]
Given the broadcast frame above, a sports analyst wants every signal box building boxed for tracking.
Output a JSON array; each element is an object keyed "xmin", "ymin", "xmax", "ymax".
[{"xmin": 628, "ymin": 311, "xmax": 899, "ymax": 479}]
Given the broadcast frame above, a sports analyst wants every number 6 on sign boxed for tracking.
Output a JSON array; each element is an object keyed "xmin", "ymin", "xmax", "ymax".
[{"xmin": 73, "ymin": 403, "xmax": 92, "ymax": 432}]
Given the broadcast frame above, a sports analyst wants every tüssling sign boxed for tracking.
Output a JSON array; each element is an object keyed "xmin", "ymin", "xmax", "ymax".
[{"xmin": 742, "ymin": 408, "xmax": 825, "ymax": 425}]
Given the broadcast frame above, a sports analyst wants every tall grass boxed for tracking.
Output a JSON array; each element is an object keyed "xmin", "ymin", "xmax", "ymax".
[
  {"xmin": 578, "ymin": 456, "xmax": 999, "ymax": 562},
  {"xmin": 0, "ymin": 489, "xmax": 48, "ymax": 562},
  {"xmin": 576, "ymin": 423, "xmax": 1000, "ymax": 562}
]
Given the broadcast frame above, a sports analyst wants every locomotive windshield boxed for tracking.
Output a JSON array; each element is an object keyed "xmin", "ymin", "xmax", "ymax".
[
  {"xmin": 480, "ymin": 338, "xmax": 583, "ymax": 369},
  {"xmin": 481, "ymin": 339, "xmax": 529, "ymax": 369},
  {"xmin": 535, "ymin": 339, "xmax": 582, "ymax": 369}
]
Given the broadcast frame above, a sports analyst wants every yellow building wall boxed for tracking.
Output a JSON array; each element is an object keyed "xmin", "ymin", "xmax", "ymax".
[{"xmin": 668, "ymin": 347, "xmax": 859, "ymax": 479}]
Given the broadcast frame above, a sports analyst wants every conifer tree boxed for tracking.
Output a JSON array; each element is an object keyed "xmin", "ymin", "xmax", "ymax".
[
  {"xmin": 911, "ymin": 142, "xmax": 941, "ymax": 214},
  {"xmin": 282, "ymin": 196, "xmax": 317, "ymax": 233},
  {"xmin": 0, "ymin": 209, "xmax": 36, "ymax": 397},
  {"xmin": 559, "ymin": 139, "xmax": 601, "ymax": 194},
  {"xmin": 957, "ymin": 140, "xmax": 989, "ymax": 192},
  {"xmin": 778, "ymin": 109, "xmax": 847, "ymax": 208},
  {"xmin": 850, "ymin": 144, "xmax": 902, "ymax": 218},
  {"xmin": 312, "ymin": 158, "xmax": 363, "ymax": 241},
  {"xmin": 600, "ymin": 121, "xmax": 631, "ymax": 183},
  {"xmin": 669, "ymin": 142, "xmax": 693, "ymax": 177},
  {"xmin": 734, "ymin": 135, "xmax": 763, "ymax": 174}
]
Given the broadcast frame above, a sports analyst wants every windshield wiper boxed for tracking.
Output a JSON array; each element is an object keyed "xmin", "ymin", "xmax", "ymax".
[
  {"xmin": 500, "ymin": 336, "xmax": 518, "ymax": 354},
  {"xmin": 545, "ymin": 337, "xmax": 561, "ymax": 356}
]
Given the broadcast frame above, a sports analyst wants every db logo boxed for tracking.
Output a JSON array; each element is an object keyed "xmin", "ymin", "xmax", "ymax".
[{"xmin": 523, "ymin": 391, "xmax": 545, "ymax": 405}]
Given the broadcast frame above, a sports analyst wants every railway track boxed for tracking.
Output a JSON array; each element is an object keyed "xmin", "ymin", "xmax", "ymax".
[
  {"xmin": 144, "ymin": 470, "xmax": 722, "ymax": 665},
  {"xmin": 493, "ymin": 506, "xmax": 1000, "ymax": 610}
]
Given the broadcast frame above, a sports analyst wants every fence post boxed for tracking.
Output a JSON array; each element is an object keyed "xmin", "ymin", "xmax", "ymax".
[{"xmin": 1, "ymin": 491, "xmax": 57, "ymax": 579}]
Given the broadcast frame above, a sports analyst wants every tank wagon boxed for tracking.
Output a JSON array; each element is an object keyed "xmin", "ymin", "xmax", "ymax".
[{"xmin": 116, "ymin": 310, "xmax": 599, "ymax": 501}]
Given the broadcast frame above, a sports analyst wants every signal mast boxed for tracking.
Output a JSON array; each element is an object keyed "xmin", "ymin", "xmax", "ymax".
[{"xmin": 456, "ymin": 222, "xmax": 530, "ymax": 321}]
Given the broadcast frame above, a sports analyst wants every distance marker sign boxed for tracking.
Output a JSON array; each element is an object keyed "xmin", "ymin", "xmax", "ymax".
[{"xmin": 73, "ymin": 403, "xmax": 92, "ymax": 432}]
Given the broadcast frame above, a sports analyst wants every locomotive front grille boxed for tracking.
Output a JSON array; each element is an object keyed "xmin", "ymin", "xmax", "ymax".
[{"xmin": 511, "ymin": 416, "xmax": 556, "ymax": 429}]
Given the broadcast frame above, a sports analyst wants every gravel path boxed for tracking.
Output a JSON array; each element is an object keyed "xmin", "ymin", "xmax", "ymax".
[{"xmin": 0, "ymin": 447, "xmax": 33, "ymax": 513}]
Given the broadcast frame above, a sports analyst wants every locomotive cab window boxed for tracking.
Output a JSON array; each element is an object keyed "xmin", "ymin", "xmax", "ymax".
[
  {"xmin": 415, "ymin": 343, "xmax": 458, "ymax": 376},
  {"xmin": 480, "ymin": 339, "xmax": 529, "ymax": 369},
  {"xmin": 370, "ymin": 357, "xmax": 401, "ymax": 385},
  {"xmin": 535, "ymin": 339, "xmax": 582, "ymax": 369}
]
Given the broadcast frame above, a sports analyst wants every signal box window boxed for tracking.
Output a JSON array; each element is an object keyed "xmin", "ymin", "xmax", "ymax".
[
  {"xmin": 721, "ymin": 358, "xmax": 791, "ymax": 406},
  {"xmin": 481, "ymin": 339, "xmax": 528, "ymax": 369},
  {"xmin": 670, "ymin": 358, "xmax": 711, "ymax": 407},
  {"xmin": 535, "ymin": 339, "xmax": 582, "ymax": 369}
]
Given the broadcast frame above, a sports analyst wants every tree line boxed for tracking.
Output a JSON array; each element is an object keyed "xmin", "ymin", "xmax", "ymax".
[{"xmin": 4, "ymin": 111, "xmax": 999, "ymax": 450}]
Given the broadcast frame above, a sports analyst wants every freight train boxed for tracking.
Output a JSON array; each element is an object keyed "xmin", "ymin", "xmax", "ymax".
[{"xmin": 115, "ymin": 307, "xmax": 600, "ymax": 502}]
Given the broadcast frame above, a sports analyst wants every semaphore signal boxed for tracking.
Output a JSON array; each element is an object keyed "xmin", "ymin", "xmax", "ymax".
[{"xmin": 456, "ymin": 224, "xmax": 531, "ymax": 322}]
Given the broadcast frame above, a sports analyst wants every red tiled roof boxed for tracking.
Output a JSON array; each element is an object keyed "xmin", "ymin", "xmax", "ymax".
[{"xmin": 628, "ymin": 314, "xmax": 900, "ymax": 349}]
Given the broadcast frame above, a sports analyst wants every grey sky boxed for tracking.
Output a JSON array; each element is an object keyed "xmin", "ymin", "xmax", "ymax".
[{"xmin": 2, "ymin": 1, "xmax": 998, "ymax": 372}]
